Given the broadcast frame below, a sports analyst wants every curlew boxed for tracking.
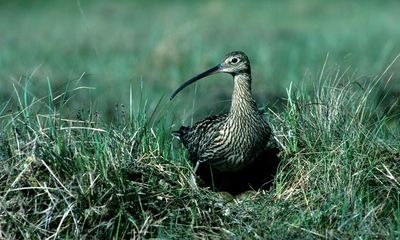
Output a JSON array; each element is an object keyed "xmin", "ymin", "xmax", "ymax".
[{"xmin": 170, "ymin": 51, "xmax": 272, "ymax": 174}]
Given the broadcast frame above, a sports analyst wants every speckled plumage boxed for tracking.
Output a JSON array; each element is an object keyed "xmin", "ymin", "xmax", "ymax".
[{"xmin": 171, "ymin": 51, "xmax": 272, "ymax": 172}]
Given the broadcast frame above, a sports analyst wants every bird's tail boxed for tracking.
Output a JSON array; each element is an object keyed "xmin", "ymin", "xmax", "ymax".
[
  {"xmin": 171, "ymin": 126, "xmax": 189, "ymax": 140},
  {"xmin": 171, "ymin": 130, "xmax": 181, "ymax": 139}
]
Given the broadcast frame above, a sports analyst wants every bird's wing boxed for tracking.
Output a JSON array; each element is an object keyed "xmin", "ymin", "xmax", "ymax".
[{"xmin": 174, "ymin": 114, "xmax": 228, "ymax": 162}]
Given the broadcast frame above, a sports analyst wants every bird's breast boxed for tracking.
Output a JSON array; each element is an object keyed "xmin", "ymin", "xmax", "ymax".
[{"xmin": 204, "ymin": 117, "xmax": 270, "ymax": 171}]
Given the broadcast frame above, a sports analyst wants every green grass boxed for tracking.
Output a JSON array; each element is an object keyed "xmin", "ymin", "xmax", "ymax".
[
  {"xmin": 1, "ymin": 62, "xmax": 399, "ymax": 238},
  {"xmin": 1, "ymin": 0, "xmax": 400, "ymax": 120},
  {"xmin": 1, "ymin": 0, "xmax": 400, "ymax": 239}
]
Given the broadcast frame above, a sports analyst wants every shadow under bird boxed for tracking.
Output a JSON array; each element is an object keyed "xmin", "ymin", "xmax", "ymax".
[{"xmin": 171, "ymin": 51, "xmax": 278, "ymax": 192}]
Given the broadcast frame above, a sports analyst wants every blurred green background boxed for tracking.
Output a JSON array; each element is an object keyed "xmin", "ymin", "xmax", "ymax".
[{"xmin": 1, "ymin": 0, "xmax": 399, "ymax": 122}]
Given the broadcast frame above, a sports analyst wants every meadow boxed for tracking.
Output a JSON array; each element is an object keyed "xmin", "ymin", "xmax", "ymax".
[{"xmin": 0, "ymin": 0, "xmax": 399, "ymax": 238}]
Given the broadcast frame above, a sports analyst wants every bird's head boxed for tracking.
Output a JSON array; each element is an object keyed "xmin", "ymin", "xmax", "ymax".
[
  {"xmin": 219, "ymin": 51, "xmax": 250, "ymax": 75},
  {"xmin": 170, "ymin": 51, "xmax": 251, "ymax": 100}
]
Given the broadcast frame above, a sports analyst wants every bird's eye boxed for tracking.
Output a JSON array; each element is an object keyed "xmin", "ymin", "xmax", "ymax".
[{"xmin": 231, "ymin": 57, "xmax": 239, "ymax": 64}]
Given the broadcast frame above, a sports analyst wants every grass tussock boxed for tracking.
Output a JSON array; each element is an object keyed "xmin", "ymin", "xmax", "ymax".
[{"xmin": 0, "ymin": 64, "xmax": 399, "ymax": 239}]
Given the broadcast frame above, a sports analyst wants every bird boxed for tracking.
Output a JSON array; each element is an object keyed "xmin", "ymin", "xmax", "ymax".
[{"xmin": 170, "ymin": 51, "xmax": 273, "ymax": 175}]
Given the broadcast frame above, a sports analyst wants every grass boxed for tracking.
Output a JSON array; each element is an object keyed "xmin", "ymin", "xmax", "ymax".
[
  {"xmin": 1, "ymin": 0, "xmax": 400, "ymax": 120},
  {"xmin": 1, "ymin": 0, "xmax": 400, "ymax": 239},
  {"xmin": 1, "ymin": 61, "xmax": 399, "ymax": 238}
]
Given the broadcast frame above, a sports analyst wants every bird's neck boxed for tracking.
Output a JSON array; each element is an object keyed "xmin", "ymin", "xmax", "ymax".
[{"xmin": 229, "ymin": 73, "xmax": 258, "ymax": 117}]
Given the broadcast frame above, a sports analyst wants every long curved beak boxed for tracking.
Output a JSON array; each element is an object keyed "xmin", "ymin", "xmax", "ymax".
[{"xmin": 170, "ymin": 64, "xmax": 221, "ymax": 100}]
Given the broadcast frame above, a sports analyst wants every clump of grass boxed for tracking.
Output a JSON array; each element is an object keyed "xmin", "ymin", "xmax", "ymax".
[
  {"xmin": 267, "ymin": 59, "xmax": 400, "ymax": 238},
  {"xmin": 1, "ymin": 62, "xmax": 399, "ymax": 239},
  {"xmin": 0, "ymin": 79, "xmax": 232, "ymax": 239}
]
